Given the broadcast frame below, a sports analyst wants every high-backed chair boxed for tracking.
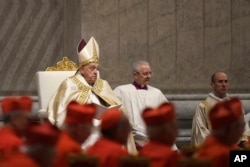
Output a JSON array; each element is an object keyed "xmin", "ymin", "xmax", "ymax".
[{"xmin": 36, "ymin": 57, "xmax": 78, "ymax": 119}]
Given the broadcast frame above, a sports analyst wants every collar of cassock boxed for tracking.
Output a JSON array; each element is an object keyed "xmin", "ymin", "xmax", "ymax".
[{"xmin": 133, "ymin": 81, "xmax": 148, "ymax": 90}]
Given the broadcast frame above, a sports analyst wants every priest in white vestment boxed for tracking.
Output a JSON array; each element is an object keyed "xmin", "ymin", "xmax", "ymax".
[
  {"xmin": 114, "ymin": 60, "xmax": 178, "ymax": 150},
  {"xmin": 47, "ymin": 36, "xmax": 137, "ymax": 154}
]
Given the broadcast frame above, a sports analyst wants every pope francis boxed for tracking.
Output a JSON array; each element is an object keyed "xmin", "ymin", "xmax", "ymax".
[{"xmin": 46, "ymin": 36, "xmax": 136, "ymax": 154}]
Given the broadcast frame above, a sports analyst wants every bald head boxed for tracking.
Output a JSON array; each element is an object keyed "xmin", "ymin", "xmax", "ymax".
[{"xmin": 210, "ymin": 72, "xmax": 229, "ymax": 98}]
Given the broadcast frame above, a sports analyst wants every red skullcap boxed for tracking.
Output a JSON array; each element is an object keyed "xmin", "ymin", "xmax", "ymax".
[
  {"xmin": 65, "ymin": 101, "xmax": 96, "ymax": 125},
  {"xmin": 1, "ymin": 96, "xmax": 32, "ymax": 115},
  {"xmin": 209, "ymin": 99, "xmax": 243, "ymax": 130},
  {"xmin": 100, "ymin": 108, "xmax": 122, "ymax": 130},
  {"xmin": 142, "ymin": 102, "xmax": 176, "ymax": 126},
  {"xmin": 157, "ymin": 102, "xmax": 176, "ymax": 121}
]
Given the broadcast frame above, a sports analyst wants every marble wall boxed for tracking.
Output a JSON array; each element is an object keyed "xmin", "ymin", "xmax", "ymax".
[
  {"xmin": 0, "ymin": 0, "xmax": 250, "ymax": 96},
  {"xmin": 81, "ymin": 0, "xmax": 250, "ymax": 94},
  {"xmin": 0, "ymin": 0, "xmax": 81, "ymax": 95}
]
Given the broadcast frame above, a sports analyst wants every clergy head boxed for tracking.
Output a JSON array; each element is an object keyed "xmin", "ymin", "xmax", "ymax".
[
  {"xmin": 142, "ymin": 102, "xmax": 178, "ymax": 146},
  {"xmin": 100, "ymin": 108, "xmax": 131, "ymax": 146},
  {"xmin": 62, "ymin": 101, "xmax": 96, "ymax": 144},
  {"xmin": 210, "ymin": 72, "xmax": 228, "ymax": 98},
  {"xmin": 209, "ymin": 98, "xmax": 245, "ymax": 145},
  {"xmin": 26, "ymin": 122, "xmax": 60, "ymax": 167},
  {"xmin": 26, "ymin": 122, "xmax": 59, "ymax": 146},
  {"xmin": 77, "ymin": 36, "xmax": 100, "ymax": 85},
  {"xmin": 132, "ymin": 61, "xmax": 152, "ymax": 89},
  {"xmin": 1, "ymin": 96, "xmax": 33, "ymax": 137}
]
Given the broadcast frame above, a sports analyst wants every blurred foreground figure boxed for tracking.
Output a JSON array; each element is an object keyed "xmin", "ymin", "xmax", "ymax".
[
  {"xmin": 52, "ymin": 101, "xmax": 96, "ymax": 167},
  {"xmin": 0, "ymin": 122, "xmax": 59, "ymax": 167},
  {"xmin": 195, "ymin": 98, "xmax": 246, "ymax": 167},
  {"xmin": 139, "ymin": 102, "xmax": 179, "ymax": 167},
  {"xmin": 0, "ymin": 96, "xmax": 32, "ymax": 157},
  {"xmin": 87, "ymin": 108, "xmax": 131, "ymax": 167}
]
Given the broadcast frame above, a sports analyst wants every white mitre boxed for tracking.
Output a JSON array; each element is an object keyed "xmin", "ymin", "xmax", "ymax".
[{"xmin": 77, "ymin": 36, "xmax": 99, "ymax": 66}]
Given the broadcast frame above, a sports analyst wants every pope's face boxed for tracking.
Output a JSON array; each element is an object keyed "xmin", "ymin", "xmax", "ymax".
[
  {"xmin": 80, "ymin": 63, "xmax": 99, "ymax": 85},
  {"xmin": 133, "ymin": 64, "xmax": 152, "ymax": 86}
]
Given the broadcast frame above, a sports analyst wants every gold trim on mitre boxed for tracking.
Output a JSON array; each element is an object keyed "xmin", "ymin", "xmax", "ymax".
[{"xmin": 78, "ymin": 37, "xmax": 99, "ymax": 66}]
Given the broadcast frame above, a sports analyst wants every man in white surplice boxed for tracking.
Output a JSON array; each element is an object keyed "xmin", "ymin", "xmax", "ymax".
[{"xmin": 114, "ymin": 60, "xmax": 177, "ymax": 150}]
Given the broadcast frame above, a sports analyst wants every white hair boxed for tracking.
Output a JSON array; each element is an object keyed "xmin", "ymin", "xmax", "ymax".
[{"xmin": 132, "ymin": 60, "xmax": 150, "ymax": 73}]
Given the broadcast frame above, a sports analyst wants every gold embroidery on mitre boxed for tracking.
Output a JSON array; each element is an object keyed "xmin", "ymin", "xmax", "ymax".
[
  {"xmin": 80, "ymin": 40, "xmax": 99, "ymax": 66},
  {"xmin": 46, "ymin": 57, "xmax": 78, "ymax": 71}
]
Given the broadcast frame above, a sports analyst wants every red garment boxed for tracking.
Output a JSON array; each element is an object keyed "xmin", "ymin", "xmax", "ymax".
[
  {"xmin": 87, "ymin": 137, "xmax": 129, "ymax": 167},
  {"xmin": 52, "ymin": 131, "xmax": 82, "ymax": 167},
  {"xmin": 0, "ymin": 126, "xmax": 23, "ymax": 157},
  {"xmin": 196, "ymin": 135, "xmax": 238, "ymax": 167},
  {"xmin": 0, "ymin": 150, "xmax": 39, "ymax": 167},
  {"xmin": 139, "ymin": 141, "xmax": 179, "ymax": 167}
]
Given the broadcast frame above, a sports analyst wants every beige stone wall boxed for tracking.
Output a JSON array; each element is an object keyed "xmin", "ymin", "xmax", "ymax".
[
  {"xmin": 0, "ymin": 0, "xmax": 250, "ymax": 96},
  {"xmin": 0, "ymin": 0, "xmax": 81, "ymax": 95},
  {"xmin": 81, "ymin": 0, "xmax": 250, "ymax": 94}
]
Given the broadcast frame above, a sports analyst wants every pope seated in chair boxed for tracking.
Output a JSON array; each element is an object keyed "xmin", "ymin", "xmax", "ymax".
[{"xmin": 46, "ymin": 36, "xmax": 136, "ymax": 154}]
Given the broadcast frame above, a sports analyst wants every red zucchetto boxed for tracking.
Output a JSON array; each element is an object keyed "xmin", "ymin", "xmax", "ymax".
[
  {"xmin": 142, "ymin": 102, "xmax": 176, "ymax": 126},
  {"xmin": 65, "ymin": 101, "xmax": 96, "ymax": 125},
  {"xmin": 1, "ymin": 96, "xmax": 33, "ymax": 115},
  {"xmin": 100, "ymin": 108, "xmax": 122, "ymax": 130},
  {"xmin": 209, "ymin": 98, "xmax": 243, "ymax": 130}
]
